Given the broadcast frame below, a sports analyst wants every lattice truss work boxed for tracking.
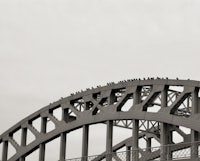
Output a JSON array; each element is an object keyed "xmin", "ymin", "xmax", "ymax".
[{"xmin": 1, "ymin": 79, "xmax": 200, "ymax": 161}]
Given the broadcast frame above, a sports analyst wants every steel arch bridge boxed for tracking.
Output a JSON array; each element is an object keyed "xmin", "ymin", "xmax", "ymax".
[{"xmin": 1, "ymin": 78, "xmax": 200, "ymax": 161}]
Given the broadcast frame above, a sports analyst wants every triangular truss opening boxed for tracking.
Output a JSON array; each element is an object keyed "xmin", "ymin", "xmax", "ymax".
[
  {"xmin": 12, "ymin": 128, "xmax": 22, "ymax": 145},
  {"xmin": 7, "ymin": 142, "xmax": 16, "ymax": 160},
  {"xmin": 27, "ymin": 129, "xmax": 36, "ymax": 145},
  {"xmin": 32, "ymin": 117, "xmax": 41, "ymax": 133},
  {"xmin": 146, "ymin": 93, "xmax": 161, "ymax": 113},
  {"xmin": 117, "ymin": 94, "xmax": 133, "ymax": 112},
  {"xmin": 46, "ymin": 118, "xmax": 56, "ymax": 133},
  {"xmin": 174, "ymin": 94, "xmax": 192, "ymax": 117},
  {"xmin": 110, "ymin": 88, "xmax": 126, "ymax": 105},
  {"xmin": 141, "ymin": 86, "xmax": 152, "ymax": 102},
  {"xmin": 168, "ymin": 86, "xmax": 184, "ymax": 106},
  {"xmin": 71, "ymin": 98, "xmax": 85, "ymax": 112},
  {"xmin": 52, "ymin": 107, "xmax": 62, "ymax": 121}
]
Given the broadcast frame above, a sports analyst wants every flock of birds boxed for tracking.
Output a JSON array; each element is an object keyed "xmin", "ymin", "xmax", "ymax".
[
  {"xmin": 49, "ymin": 77, "xmax": 191, "ymax": 105},
  {"xmin": 69, "ymin": 77, "xmax": 182, "ymax": 96}
]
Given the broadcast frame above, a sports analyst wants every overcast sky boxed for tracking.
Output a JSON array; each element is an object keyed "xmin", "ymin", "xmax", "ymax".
[{"xmin": 1, "ymin": 0, "xmax": 200, "ymax": 160}]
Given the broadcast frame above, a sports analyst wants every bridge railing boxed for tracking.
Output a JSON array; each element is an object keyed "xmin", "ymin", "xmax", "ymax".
[{"xmin": 64, "ymin": 141, "xmax": 200, "ymax": 161}]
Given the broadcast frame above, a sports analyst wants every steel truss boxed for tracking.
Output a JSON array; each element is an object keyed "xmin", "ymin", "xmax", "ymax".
[{"xmin": 1, "ymin": 79, "xmax": 200, "ymax": 161}]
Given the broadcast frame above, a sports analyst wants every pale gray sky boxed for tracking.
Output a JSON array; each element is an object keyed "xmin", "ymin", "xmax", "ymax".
[{"xmin": 0, "ymin": 0, "xmax": 200, "ymax": 160}]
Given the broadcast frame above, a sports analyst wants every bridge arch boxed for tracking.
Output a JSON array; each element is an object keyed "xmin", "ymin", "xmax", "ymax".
[{"xmin": 1, "ymin": 79, "xmax": 200, "ymax": 161}]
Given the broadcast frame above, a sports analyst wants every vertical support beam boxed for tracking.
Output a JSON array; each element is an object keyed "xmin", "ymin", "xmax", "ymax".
[
  {"xmin": 132, "ymin": 87, "xmax": 140, "ymax": 161},
  {"xmin": 160, "ymin": 123, "xmax": 168, "ymax": 160},
  {"xmin": 82, "ymin": 125, "xmax": 89, "ymax": 161},
  {"xmin": 146, "ymin": 138, "xmax": 151, "ymax": 152},
  {"xmin": 191, "ymin": 130, "xmax": 198, "ymax": 159},
  {"xmin": 167, "ymin": 131, "xmax": 173, "ymax": 160},
  {"xmin": 39, "ymin": 144, "xmax": 46, "ymax": 161},
  {"xmin": 21, "ymin": 128, "xmax": 27, "ymax": 146},
  {"xmin": 161, "ymin": 86, "xmax": 168, "ymax": 108},
  {"xmin": 39, "ymin": 117, "xmax": 47, "ymax": 161},
  {"xmin": 19, "ymin": 128, "xmax": 27, "ymax": 161},
  {"xmin": 160, "ymin": 86, "xmax": 168, "ymax": 160},
  {"xmin": 132, "ymin": 120, "xmax": 139, "ymax": 161},
  {"xmin": 2, "ymin": 140, "xmax": 8, "ymax": 161},
  {"xmin": 192, "ymin": 87, "xmax": 199, "ymax": 114},
  {"xmin": 109, "ymin": 91, "xmax": 115, "ymax": 105},
  {"xmin": 106, "ymin": 120, "xmax": 113, "ymax": 161},
  {"xmin": 60, "ymin": 108, "xmax": 68, "ymax": 161},
  {"xmin": 191, "ymin": 88, "xmax": 199, "ymax": 159},
  {"xmin": 60, "ymin": 132, "xmax": 67, "ymax": 161},
  {"xmin": 134, "ymin": 86, "xmax": 141, "ymax": 105},
  {"xmin": 63, "ymin": 108, "xmax": 69, "ymax": 123},
  {"xmin": 126, "ymin": 146, "xmax": 131, "ymax": 161}
]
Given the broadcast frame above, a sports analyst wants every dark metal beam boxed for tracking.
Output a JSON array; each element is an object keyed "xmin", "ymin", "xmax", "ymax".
[
  {"xmin": 132, "ymin": 120, "xmax": 139, "ymax": 161},
  {"xmin": 160, "ymin": 86, "xmax": 169, "ymax": 160},
  {"xmin": 19, "ymin": 128, "xmax": 27, "ymax": 161},
  {"xmin": 2, "ymin": 79, "xmax": 200, "ymax": 161},
  {"xmin": 191, "ymin": 88, "xmax": 199, "ymax": 158},
  {"xmin": 59, "ymin": 132, "xmax": 67, "ymax": 161},
  {"xmin": 126, "ymin": 146, "xmax": 131, "ymax": 161},
  {"xmin": 2, "ymin": 140, "xmax": 8, "ymax": 161},
  {"xmin": 39, "ymin": 117, "xmax": 47, "ymax": 161},
  {"xmin": 106, "ymin": 120, "xmax": 113, "ymax": 161},
  {"xmin": 82, "ymin": 125, "xmax": 89, "ymax": 161},
  {"xmin": 59, "ymin": 108, "xmax": 68, "ymax": 161}
]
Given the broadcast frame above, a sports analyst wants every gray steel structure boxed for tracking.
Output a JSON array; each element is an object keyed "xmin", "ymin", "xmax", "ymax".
[{"xmin": 1, "ymin": 78, "xmax": 200, "ymax": 161}]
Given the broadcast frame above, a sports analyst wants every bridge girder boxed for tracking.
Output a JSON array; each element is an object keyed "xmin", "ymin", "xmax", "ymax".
[{"xmin": 0, "ymin": 79, "xmax": 200, "ymax": 161}]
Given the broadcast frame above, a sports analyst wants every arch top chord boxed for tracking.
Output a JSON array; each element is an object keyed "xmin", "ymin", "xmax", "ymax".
[{"xmin": 1, "ymin": 78, "xmax": 200, "ymax": 161}]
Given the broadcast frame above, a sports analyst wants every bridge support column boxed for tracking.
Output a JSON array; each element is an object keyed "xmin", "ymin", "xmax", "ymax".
[
  {"xmin": 2, "ymin": 140, "xmax": 8, "ymax": 161},
  {"xmin": 132, "ymin": 87, "xmax": 140, "ymax": 161},
  {"xmin": 160, "ymin": 86, "xmax": 169, "ymax": 160},
  {"xmin": 126, "ymin": 146, "xmax": 131, "ymax": 161},
  {"xmin": 191, "ymin": 88, "xmax": 199, "ymax": 159},
  {"xmin": 160, "ymin": 123, "xmax": 169, "ymax": 160},
  {"xmin": 39, "ymin": 117, "xmax": 47, "ymax": 161},
  {"xmin": 19, "ymin": 128, "xmax": 27, "ymax": 161},
  {"xmin": 59, "ymin": 108, "xmax": 70, "ymax": 161},
  {"xmin": 191, "ymin": 130, "xmax": 198, "ymax": 159},
  {"xmin": 146, "ymin": 138, "xmax": 151, "ymax": 152},
  {"xmin": 106, "ymin": 120, "xmax": 113, "ymax": 161},
  {"xmin": 60, "ymin": 132, "xmax": 67, "ymax": 161},
  {"xmin": 82, "ymin": 125, "xmax": 89, "ymax": 161},
  {"xmin": 168, "ymin": 131, "xmax": 173, "ymax": 160},
  {"xmin": 132, "ymin": 120, "xmax": 139, "ymax": 161}
]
